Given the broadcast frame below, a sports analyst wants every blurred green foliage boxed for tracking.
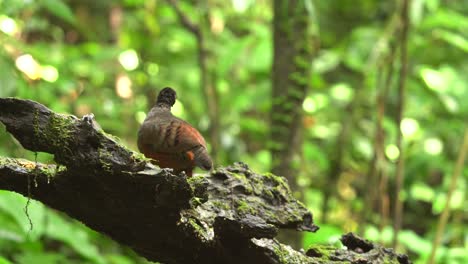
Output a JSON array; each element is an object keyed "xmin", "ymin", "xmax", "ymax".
[{"xmin": 0, "ymin": 0, "xmax": 467, "ymax": 263}]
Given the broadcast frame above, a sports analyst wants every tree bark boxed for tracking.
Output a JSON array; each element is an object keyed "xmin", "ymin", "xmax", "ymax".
[
  {"xmin": 270, "ymin": 0, "xmax": 315, "ymax": 248},
  {"xmin": 270, "ymin": 0, "xmax": 313, "ymax": 186},
  {"xmin": 392, "ymin": 0, "xmax": 410, "ymax": 248},
  {"xmin": 0, "ymin": 98, "xmax": 409, "ymax": 264}
]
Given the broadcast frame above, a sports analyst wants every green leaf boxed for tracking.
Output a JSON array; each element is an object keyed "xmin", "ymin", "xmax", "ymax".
[
  {"xmin": 445, "ymin": 247, "xmax": 468, "ymax": 263},
  {"xmin": 421, "ymin": 9, "xmax": 468, "ymax": 31},
  {"xmin": 398, "ymin": 230, "xmax": 431, "ymax": 255},
  {"xmin": 0, "ymin": 256, "xmax": 12, "ymax": 264},
  {"xmin": 410, "ymin": 182, "xmax": 435, "ymax": 202},
  {"xmin": 364, "ymin": 225, "xmax": 393, "ymax": 244},
  {"xmin": 217, "ymin": 36, "xmax": 251, "ymax": 76},
  {"xmin": 45, "ymin": 212, "xmax": 105, "ymax": 264},
  {"xmin": 0, "ymin": 56, "xmax": 16, "ymax": 97},
  {"xmin": 410, "ymin": 0, "xmax": 424, "ymax": 25},
  {"xmin": 303, "ymin": 143, "xmax": 328, "ymax": 171},
  {"xmin": 419, "ymin": 66, "xmax": 447, "ymax": 92},
  {"xmin": 0, "ymin": 191, "xmax": 45, "ymax": 239},
  {"xmin": 106, "ymin": 254, "xmax": 135, "ymax": 264},
  {"xmin": 14, "ymin": 251, "xmax": 65, "ymax": 264},
  {"xmin": 303, "ymin": 224, "xmax": 342, "ymax": 246},
  {"xmin": 342, "ymin": 27, "xmax": 379, "ymax": 72},
  {"xmin": 424, "ymin": 0, "xmax": 440, "ymax": 12},
  {"xmin": 40, "ymin": 0, "xmax": 76, "ymax": 25},
  {"xmin": 313, "ymin": 50, "xmax": 340, "ymax": 73},
  {"xmin": 434, "ymin": 29, "xmax": 468, "ymax": 53}
]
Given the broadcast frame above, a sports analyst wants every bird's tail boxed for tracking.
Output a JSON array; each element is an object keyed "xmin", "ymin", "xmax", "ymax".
[{"xmin": 193, "ymin": 146, "xmax": 213, "ymax": 171}]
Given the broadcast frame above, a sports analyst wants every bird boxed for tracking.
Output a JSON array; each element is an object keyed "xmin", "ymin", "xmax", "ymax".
[{"xmin": 137, "ymin": 87, "xmax": 212, "ymax": 177}]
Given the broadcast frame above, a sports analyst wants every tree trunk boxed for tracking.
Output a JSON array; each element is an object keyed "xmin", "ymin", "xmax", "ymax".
[
  {"xmin": 271, "ymin": 0, "xmax": 313, "ymax": 188},
  {"xmin": 270, "ymin": 0, "xmax": 315, "ymax": 248}
]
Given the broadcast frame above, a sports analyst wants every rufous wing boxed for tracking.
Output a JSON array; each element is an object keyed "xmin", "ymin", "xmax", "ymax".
[{"xmin": 138, "ymin": 118, "xmax": 207, "ymax": 155}]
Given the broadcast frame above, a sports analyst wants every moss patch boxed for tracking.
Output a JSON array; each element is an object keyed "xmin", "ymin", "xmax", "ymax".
[
  {"xmin": 305, "ymin": 245, "xmax": 336, "ymax": 260},
  {"xmin": 98, "ymin": 147, "xmax": 113, "ymax": 172},
  {"xmin": 236, "ymin": 199, "xmax": 256, "ymax": 215},
  {"xmin": 47, "ymin": 115, "xmax": 73, "ymax": 149}
]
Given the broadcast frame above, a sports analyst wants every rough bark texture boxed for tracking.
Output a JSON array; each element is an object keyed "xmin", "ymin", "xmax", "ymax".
[{"xmin": 0, "ymin": 98, "xmax": 410, "ymax": 264}]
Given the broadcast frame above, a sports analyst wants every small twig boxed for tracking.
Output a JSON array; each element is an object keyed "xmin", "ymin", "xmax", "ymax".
[
  {"xmin": 392, "ymin": 0, "xmax": 410, "ymax": 249},
  {"xmin": 362, "ymin": 16, "xmax": 399, "ymax": 235},
  {"xmin": 166, "ymin": 0, "xmax": 221, "ymax": 162},
  {"xmin": 377, "ymin": 44, "xmax": 397, "ymax": 240},
  {"xmin": 428, "ymin": 129, "xmax": 468, "ymax": 264},
  {"xmin": 167, "ymin": 0, "xmax": 201, "ymax": 37}
]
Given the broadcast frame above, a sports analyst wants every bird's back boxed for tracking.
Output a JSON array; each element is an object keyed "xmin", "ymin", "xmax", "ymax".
[{"xmin": 137, "ymin": 104, "xmax": 212, "ymax": 175}]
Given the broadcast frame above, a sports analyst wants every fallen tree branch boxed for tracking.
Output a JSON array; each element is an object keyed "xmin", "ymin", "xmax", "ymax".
[{"xmin": 0, "ymin": 98, "xmax": 410, "ymax": 263}]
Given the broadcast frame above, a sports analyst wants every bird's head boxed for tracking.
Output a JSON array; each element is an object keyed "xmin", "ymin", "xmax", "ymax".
[{"xmin": 156, "ymin": 87, "xmax": 177, "ymax": 107}]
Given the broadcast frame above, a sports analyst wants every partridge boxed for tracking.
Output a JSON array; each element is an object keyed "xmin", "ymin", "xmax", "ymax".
[{"xmin": 137, "ymin": 87, "xmax": 212, "ymax": 176}]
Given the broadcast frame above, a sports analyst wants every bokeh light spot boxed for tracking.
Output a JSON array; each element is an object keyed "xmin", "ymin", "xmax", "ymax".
[
  {"xmin": 424, "ymin": 138, "xmax": 443, "ymax": 155},
  {"xmin": 172, "ymin": 100, "xmax": 185, "ymax": 118},
  {"xmin": 303, "ymin": 97, "xmax": 316, "ymax": 113},
  {"xmin": 115, "ymin": 74, "xmax": 133, "ymax": 99},
  {"xmin": 135, "ymin": 111, "xmax": 147, "ymax": 124},
  {"xmin": 420, "ymin": 67, "xmax": 446, "ymax": 92},
  {"xmin": 147, "ymin": 63, "xmax": 159, "ymax": 76},
  {"xmin": 15, "ymin": 54, "xmax": 41, "ymax": 80},
  {"xmin": 0, "ymin": 15, "xmax": 18, "ymax": 35},
  {"xmin": 118, "ymin": 49, "xmax": 139, "ymax": 71},
  {"xmin": 401, "ymin": 118, "xmax": 419, "ymax": 139},
  {"xmin": 232, "ymin": 0, "xmax": 252, "ymax": 13},
  {"xmin": 41, "ymin": 65, "xmax": 59, "ymax": 83},
  {"xmin": 385, "ymin": 144, "xmax": 400, "ymax": 161},
  {"xmin": 330, "ymin": 83, "xmax": 354, "ymax": 102}
]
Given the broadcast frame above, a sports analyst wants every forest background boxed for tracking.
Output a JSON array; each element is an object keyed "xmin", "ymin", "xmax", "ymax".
[{"xmin": 0, "ymin": 0, "xmax": 466, "ymax": 264}]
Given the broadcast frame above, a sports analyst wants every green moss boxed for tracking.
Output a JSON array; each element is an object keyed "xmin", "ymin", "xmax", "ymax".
[
  {"xmin": 0, "ymin": 157, "xmax": 60, "ymax": 184},
  {"xmin": 265, "ymin": 211, "xmax": 278, "ymax": 222},
  {"xmin": 188, "ymin": 175, "xmax": 205, "ymax": 189},
  {"xmin": 271, "ymin": 95, "xmax": 290, "ymax": 107},
  {"xmin": 272, "ymin": 243, "xmax": 306, "ymax": 263},
  {"xmin": 211, "ymin": 200, "xmax": 231, "ymax": 211},
  {"xmin": 0, "ymin": 157, "xmax": 8, "ymax": 166},
  {"xmin": 305, "ymin": 245, "xmax": 336, "ymax": 260},
  {"xmin": 288, "ymin": 72, "xmax": 308, "ymax": 86},
  {"xmin": 189, "ymin": 219, "xmax": 202, "ymax": 233},
  {"xmin": 37, "ymin": 165, "xmax": 55, "ymax": 178},
  {"xmin": 273, "ymin": 245, "xmax": 289, "ymax": 263},
  {"xmin": 268, "ymin": 140, "xmax": 285, "ymax": 151},
  {"xmin": 131, "ymin": 151, "xmax": 147, "ymax": 160},
  {"xmin": 236, "ymin": 199, "xmax": 255, "ymax": 215},
  {"xmin": 190, "ymin": 197, "xmax": 203, "ymax": 207},
  {"xmin": 187, "ymin": 218, "xmax": 209, "ymax": 240},
  {"xmin": 271, "ymin": 112, "xmax": 293, "ymax": 123},
  {"xmin": 46, "ymin": 114, "xmax": 73, "ymax": 150},
  {"xmin": 98, "ymin": 148, "xmax": 113, "ymax": 172},
  {"xmin": 33, "ymin": 112, "xmax": 75, "ymax": 155},
  {"xmin": 270, "ymin": 125, "xmax": 289, "ymax": 135},
  {"xmin": 263, "ymin": 189, "xmax": 275, "ymax": 200},
  {"xmin": 381, "ymin": 255, "xmax": 402, "ymax": 264},
  {"xmin": 230, "ymin": 172, "xmax": 246, "ymax": 181},
  {"xmin": 294, "ymin": 54, "xmax": 309, "ymax": 69},
  {"xmin": 230, "ymin": 173, "xmax": 253, "ymax": 194},
  {"xmin": 263, "ymin": 172, "xmax": 288, "ymax": 188}
]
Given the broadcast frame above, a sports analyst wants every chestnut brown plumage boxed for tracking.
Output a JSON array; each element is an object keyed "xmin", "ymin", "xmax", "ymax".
[{"xmin": 137, "ymin": 87, "xmax": 212, "ymax": 177}]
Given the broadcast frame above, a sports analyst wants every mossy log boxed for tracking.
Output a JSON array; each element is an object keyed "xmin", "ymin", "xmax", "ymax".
[{"xmin": 0, "ymin": 98, "xmax": 410, "ymax": 264}]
